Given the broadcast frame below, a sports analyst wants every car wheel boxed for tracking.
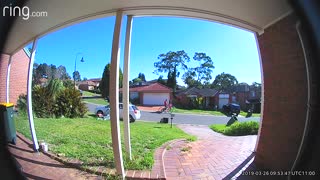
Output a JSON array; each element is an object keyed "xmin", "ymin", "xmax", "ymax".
[
  {"xmin": 129, "ymin": 115, "xmax": 135, "ymax": 123},
  {"xmin": 97, "ymin": 110, "xmax": 104, "ymax": 117}
]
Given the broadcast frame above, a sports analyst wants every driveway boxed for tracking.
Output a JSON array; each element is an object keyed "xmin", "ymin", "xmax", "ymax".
[
  {"xmin": 164, "ymin": 124, "xmax": 257, "ymax": 179},
  {"xmin": 85, "ymin": 103, "xmax": 260, "ymax": 125}
]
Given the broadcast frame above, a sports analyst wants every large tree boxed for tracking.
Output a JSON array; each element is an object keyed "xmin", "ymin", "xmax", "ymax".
[
  {"xmin": 211, "ymin": 72, "xmax": 238, "ymax": 91},
  {"xmin": 154, "ymin": 50, "xmax": 190, "ymax": 92},
  {"xmin": 99, "ymin": 63, "xmax": 123, "ymax": 98},
  {"xmin": 183, "ymin": 52, "xmax": 214, "ymax": 88},
  {"xmin": 138, "ymin": 73, "xmax": 146, "ymax": 82},
  {"xmin": 33, "ymin": 63, "xmax": 71, "ymax": 85}
]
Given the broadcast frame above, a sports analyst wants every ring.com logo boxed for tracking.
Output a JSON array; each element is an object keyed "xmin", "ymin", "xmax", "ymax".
[{"xmin": 2, "ymin": 4, "xmax": 48, "ymax": 20}]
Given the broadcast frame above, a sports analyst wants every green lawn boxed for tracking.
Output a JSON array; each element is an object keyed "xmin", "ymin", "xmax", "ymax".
[
  {"xmin": 82, "ymin": 91, "xmax": 100, "ymax": 97},
  {"xmin": 171, "ymin": 107, "xmax": 225, "ymax": 116},
  {"xmin": 15, "ymin": 115, "xmax": 195, "ymax": 170},
  {"xmin": 171, "ymin": 107, "xmax": 261, "ymax": 117},
  {"xmin": 83, "ymin": 98, "xmax": 108, "ymax": 105},
  {"xmin": 239, "ymin": 111, "xmax": 261, "ymax": 117}
]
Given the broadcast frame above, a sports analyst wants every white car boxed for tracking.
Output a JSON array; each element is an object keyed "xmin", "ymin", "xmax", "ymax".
[{"xmin": 95, "ymin": 103, "xmax": 141, "ymax": 123}]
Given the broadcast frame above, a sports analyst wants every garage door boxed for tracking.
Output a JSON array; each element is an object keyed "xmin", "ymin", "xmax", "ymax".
[
  {"xmin": 218, "ymin": 94, "xmax": 229, "ymax": 109},
  {"xmin": 143, "ymin": 93, "xmax": 170, "ymax": 105}
]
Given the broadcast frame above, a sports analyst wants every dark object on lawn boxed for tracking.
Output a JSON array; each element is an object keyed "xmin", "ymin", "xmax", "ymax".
[
  {"xmin": 246, "ymin": 109, "xmax": 253, "ymax": 118},
  {"xmin": 160, "ymin": 117, "xmax": 168, "ymax": 123},
  {"xmin": 222, "ymin": 103, "xmax": 240, "ymax": 116},
  {"xmin": 226, "ymin": 114, "xmax": 238, "ymax": 126}
]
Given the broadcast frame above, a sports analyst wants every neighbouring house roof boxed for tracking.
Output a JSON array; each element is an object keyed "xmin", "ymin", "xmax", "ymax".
[
  {"xmin": 120, "ymin": 82, "xmax": 172, "ymax": 93},
  {"xmin": 177, "ymin": 87, "xmax": 218, "ymax": 97},
  {"xmin": 88, "ymin": 78, "xmax": 101, "ymax": 82},
  {"xmin": 79, "ymin": 81, "xmax": 96, "ymax": 86}
]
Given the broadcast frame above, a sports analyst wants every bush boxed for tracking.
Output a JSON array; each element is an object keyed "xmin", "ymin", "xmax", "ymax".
[
  {"xmin": 32, "ymin": 85, "xmax": 56, "ymax": 118},
  {"xmin": 210, "ymin": 121, "xmax": 259, "ymax": 136},
  {"xmin": 55, "ymin": 88, "xmax": 88, "ymax": 118},
  {"xmin": 224, "ymin": 121, "xmax": 259, "ymax": 136},
  {"xmin": 17, "ymin": 94, "xmax": 27, "ymax": 116}
]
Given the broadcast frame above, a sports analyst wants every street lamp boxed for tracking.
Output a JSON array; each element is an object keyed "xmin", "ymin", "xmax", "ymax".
[{"xmin": 74, "ymin": 53, "xmax": 84, "ymax": 89}]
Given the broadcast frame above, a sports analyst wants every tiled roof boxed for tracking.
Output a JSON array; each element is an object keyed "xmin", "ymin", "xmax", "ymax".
[
  {"xmin": 120, "ymin": 82, "xmax": 172, "ymax": 93},
  {"xmin": 177, "ymin": 87, "xmax": 218, "ymax": 97}
]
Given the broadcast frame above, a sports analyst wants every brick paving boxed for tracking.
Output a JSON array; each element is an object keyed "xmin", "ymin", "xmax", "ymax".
[
  {"xmin": 7, "ymin": 133, "xmax": 166, "ymax": 179},
  {"xmin": 163, "ymin": 124, "xmax": 257, "ymax": 179},
  {"xmin": 8, "ymin": 134, "xmax": 102, "ymax": 179}
]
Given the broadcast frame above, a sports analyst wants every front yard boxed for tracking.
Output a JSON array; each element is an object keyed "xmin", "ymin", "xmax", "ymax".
[
  {"xmin": 15, "ymin": 115, "xmax": 195, "ymax": 170},
  {"xmin": 171, "ymin": 107, "xmax": 260, "ymax": 117}
]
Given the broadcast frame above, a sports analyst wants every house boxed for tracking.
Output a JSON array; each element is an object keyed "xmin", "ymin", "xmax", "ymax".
[
  {"xmin": 0, "ymin": 48, "xmax": 30, "ymax": 105},
  {"xmin": 120, "ymin": 82, "xmax": 172, "ymax": 106},
  {"xmin": 78, "ymin": 81, "xmax": 97, "ymax": 91},
  {"xmin": 175, "ymin": 87, "xmax": 219, "ymax": 109},
  {"xmin": 231, "ymin": 83, "xmax": 261, "ymax": 112},
  {"xmin": 88, "ymin": 78, "xmax": 101, "ymax": 87}
]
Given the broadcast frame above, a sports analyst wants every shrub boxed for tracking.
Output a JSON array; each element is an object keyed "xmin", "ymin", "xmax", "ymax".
[
  {"xmin": 224, "ymin": 121, "xmax": 259, "ymax": 136},
  {"xmin": 210, "ymin": 121, "xmax": 259, "ymax": 136},
  {"xmin": 54, "ymin": 88, "xmax": 88, "ymax": 118},
  {"xmin": 16, "ymin": 94, "xmax": 27, "ymax": 116},
  {"xmin": 32, "ymin": 85, "xmax": 55, "ymax": 118}
]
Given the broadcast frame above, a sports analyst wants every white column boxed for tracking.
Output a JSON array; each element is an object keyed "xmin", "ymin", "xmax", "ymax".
[
  {"xmin": 123, "ymin": 15, "xmax": 133, "ymax": 160},
  {"xmin": 6, "ymin": 55, "xmax": 12, "ymax": 103},
  {"xmin": 109, "ymin": 10, "xmax": 125, "ymax": 176},
  {"xmin": 27, "ymin": 38, "xmax": 39, "ymax": 151}
]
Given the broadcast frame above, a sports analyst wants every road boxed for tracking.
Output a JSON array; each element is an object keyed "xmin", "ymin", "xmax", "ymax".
[{"xmin": 86, "ymin": 103, "xmax": 260, "ymax": 125}]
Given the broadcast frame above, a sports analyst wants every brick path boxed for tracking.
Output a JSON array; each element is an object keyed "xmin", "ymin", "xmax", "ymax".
[
  {"xmin": 7, "ymin": 133, "xmax": 165, "ymax": 179},
  {"xmin": 163, "ymin": 124, "xmax": 257, "ymax": 179},
  {"xmin": 8, "ymin": 134, "xmax": 102, "ymax": 179}
]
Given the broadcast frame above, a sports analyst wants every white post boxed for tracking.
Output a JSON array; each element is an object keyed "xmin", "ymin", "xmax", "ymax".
[
  {"xmin": 27, "ymin": 38, "xmax": 39, "ymax": 151},
  {"xmin": 123, "ymin": 15, "xmax": 133, "ymax": 160},
  {"xmin": 109, "ymin": 10, "xmax": 125, "ymax": 176},
  {"xmin": 6, "ymin": 55, "xmax": 12, "ymax": 103}
]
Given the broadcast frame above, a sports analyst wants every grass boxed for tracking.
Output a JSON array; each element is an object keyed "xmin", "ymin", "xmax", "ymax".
[
  {"xmin": 239, "ymin": 111, "xmax": 261, "ymax": 117},
  {"xmin": 210, "ymin": 121, "xmax": 259, "ymax": 136},
  {"xmin": 81, "ymin": 91, "xmax": 100, "ymax": 97},
  {"xmin": 14, "ymin": 114, "xmax": 195, "ymax": 170},
  {"xmin": 81, "ymin": 91, "xmax": 108, "ymax": 105},
  {"xmin": 83, "ymin": 98, "xmax": 108, "ymax": 105},
  {"xmin": 171, "ymin": 107, "xmax": 225, "ymax": 116},
  {"xmin": 171, "ymin": 107, "xmax": 261, "ymax": 117}
]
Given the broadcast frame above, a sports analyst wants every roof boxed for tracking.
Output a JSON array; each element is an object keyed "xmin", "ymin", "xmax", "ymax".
[
  {"xmin": 120, "ymin": 82, "xmax": 172, "ymax": 93},
  {"xmin": 177, "ymin": 87, "xmax": 218, "ymax": 97},
  {"xmin": 3, "ymin": 0, "xmax": 291, "ymax": 54},
  {"xmin": 79, "ymin": 81, "xmax": 96, "ymax": 86},
  {"xmin": 88, "ymin": 78, "xmax": 101, "ymax": 82}
]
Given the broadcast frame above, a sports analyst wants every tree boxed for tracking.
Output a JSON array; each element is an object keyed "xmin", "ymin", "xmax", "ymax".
[
  {"xmin": 211, "ymin": 72, "xmax": 238, "ymax": 91},
  {"xmin": 154, "ymin": 50, "xmax": 190, "ymax": 92},
  {"xmin": 157, "ymin": 75, "xmax": 166, "ymax": 86},
  {"xmin": 183, "ymin": 52, "xmax": 214, "ymax": 88},
  {"xmin": 56, "ymin": 65, "xmax": 71, "ymax": 80},
  {"xmin": 138, "ymin": 73, "xmax": 146, "ymax": 82},
  {"xmin": 83, "ymin": 77, "xmax": 88, "ymax": 81},
  {"xmin": 73, "ymin": 71, "xmax": 81, "ymax": 82},
  {"xmin": 132, "ymin": 77, "xmax": 142, "ymax": 85},
  {"xmin": 99, "ymin": 63, "xmax": 123, "ymax": 98}
]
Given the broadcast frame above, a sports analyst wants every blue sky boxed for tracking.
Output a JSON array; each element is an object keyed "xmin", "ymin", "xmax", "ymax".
[{"xmin": 33, "ymin": 15, "xmax": 261, "ymax": 86}]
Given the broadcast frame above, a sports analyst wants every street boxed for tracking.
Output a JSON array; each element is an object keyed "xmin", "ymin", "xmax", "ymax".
[{"xmin": 85, "ymin": 103, "xmax": 260, "ymax": 125}]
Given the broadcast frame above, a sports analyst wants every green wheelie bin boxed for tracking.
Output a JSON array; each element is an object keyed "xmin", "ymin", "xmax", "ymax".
[{"xmin": 0, "ymin": 103, "xmax": 16, "ymax": 145}]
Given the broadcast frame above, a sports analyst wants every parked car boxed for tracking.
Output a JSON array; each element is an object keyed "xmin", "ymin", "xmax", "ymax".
[
  {"xmin": 95, "ymin": 103, "xmax": 141, "ymax": 122},
  {"xmin": 222, "ymin": 103, "xmax": 240, "ymax": 116}
]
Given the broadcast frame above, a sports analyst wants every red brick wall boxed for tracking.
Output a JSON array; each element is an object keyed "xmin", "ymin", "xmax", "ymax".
[
  {"xmin": 255, "ymin": 13, "xmax": 308, "ymax": 171},
  {"xmin": 10, "ymin": 50, "xmax": 30, "ymax": 105},
  {"xmin": 0, "ymin": 54, "xmax": 10, "ymax": 102},
  {"xmin": 0, "ymin": 49, "xmax": 30, "ymax": 105}
]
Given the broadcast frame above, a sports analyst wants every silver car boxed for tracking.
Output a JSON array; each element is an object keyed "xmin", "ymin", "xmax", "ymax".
[{"xmin": 95, "ymin": 103, "xmax": 141, "ymax": 123}]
